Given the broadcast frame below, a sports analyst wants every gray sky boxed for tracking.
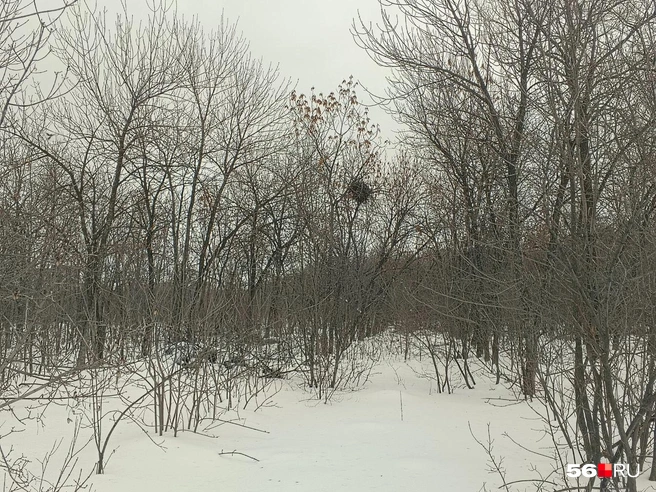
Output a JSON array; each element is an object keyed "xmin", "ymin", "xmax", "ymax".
[
  {"xmin": 185, "ymin": 0, "xmax": 396, "ymax": 138},
  {"xmin": 96, "ymin": 0, "xmax": 398, "ymax": 141}
]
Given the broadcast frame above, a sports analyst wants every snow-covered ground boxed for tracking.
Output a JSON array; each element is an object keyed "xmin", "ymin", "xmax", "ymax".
[{"xmin": 3, "ymin": 341, "xmax": 654, "ymax": 492}]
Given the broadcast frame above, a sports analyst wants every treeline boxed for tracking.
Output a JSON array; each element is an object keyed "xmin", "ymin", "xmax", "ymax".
[
  {"xmin": 2, "ymin": 0, "xmax": 656, "ymax": 489},
  {"xmin": 0, "ymin": 4, "xmax": 422, "ymax": 382}
]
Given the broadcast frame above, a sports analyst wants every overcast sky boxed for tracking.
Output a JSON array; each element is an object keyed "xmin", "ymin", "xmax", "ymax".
[{"xmin": 95, "ymin": 0, "xmax": 398, "ymax": 141}]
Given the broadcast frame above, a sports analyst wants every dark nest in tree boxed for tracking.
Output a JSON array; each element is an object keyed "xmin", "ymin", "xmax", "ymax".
[{"xmin": 345, "ymin": 178, "xmax": 373, "ymax": 204}]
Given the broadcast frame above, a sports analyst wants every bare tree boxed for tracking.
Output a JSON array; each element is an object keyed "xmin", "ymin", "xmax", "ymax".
[
  {"xmin": 354, "ymin": 0, "xmax": 546, "ymax": 396},
  {"xmin": 17, "ymin": 3, "xmax": 183, "ymax": 363},
  {"xmin": 0, "ymin": 0, "xmax": 74, "ymax": 130}
]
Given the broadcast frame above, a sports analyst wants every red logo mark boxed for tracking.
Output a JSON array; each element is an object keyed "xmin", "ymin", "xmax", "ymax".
[{"xmin": 597, "ymin": 463, "xmax": 613, "ymax": 479}]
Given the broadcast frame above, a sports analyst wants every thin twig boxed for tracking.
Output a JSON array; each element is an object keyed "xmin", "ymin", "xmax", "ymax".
[
  {"xmin": 500, "ymin": 478, "xmax": 559, "ymax": 488},
  {"xmin": 218, "ymin": 450, "xmax": 259, "ymax": 462},
  {"xmin": 207, "ymin": 418, "xmax": 270, "ymax": 434}
]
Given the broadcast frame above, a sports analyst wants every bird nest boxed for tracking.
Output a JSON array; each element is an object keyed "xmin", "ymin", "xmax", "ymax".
[{"xmin": 345, "ymin": 178, "xmax": 373, "ymax": 204}]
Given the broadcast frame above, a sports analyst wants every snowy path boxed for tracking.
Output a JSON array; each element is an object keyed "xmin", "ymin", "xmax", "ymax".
[{"xmin": 81, "ymin": 361, "xmax": 545, "ymax": 492}]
